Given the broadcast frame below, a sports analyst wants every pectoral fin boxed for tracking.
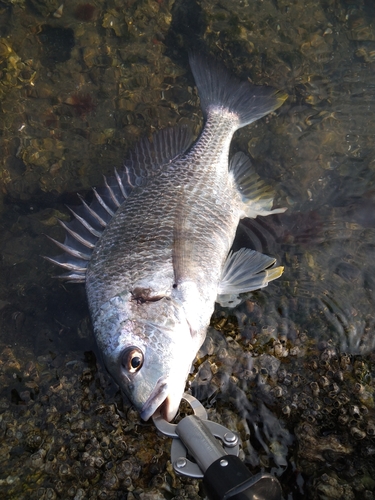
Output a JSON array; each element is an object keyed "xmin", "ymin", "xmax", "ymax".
[
  {"xmin": 229, "ymin": 152, "xmax": 286, "ymax": 218},
  {"xmin": 172, "ymin": 188, "xmax": 196, "ymax": 285},
  {"xmin": 216, "ymin": 248, "xmax": 283, "ymax": 307}
]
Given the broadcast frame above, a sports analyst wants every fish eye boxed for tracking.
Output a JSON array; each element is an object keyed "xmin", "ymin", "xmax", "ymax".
[{"xmin": 121, "ymin": 347, "xmax": 144, "ymax": 374}]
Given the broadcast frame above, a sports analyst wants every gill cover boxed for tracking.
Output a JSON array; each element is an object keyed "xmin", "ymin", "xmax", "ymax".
[{"xmin": 93, "ymin": 294, "xmax": 196, "ymax": 421}]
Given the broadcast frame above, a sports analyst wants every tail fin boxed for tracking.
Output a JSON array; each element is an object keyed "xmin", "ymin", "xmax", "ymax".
[{"xmin": 189, "ymin": 53, "xmax": 287, "ymax": 127}]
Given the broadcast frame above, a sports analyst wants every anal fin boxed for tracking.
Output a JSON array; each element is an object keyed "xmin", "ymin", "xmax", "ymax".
[
  {"xmin": 217, "ymin": 247, "xmax": 283, "ymax": 307},
  {"xmin": 229, "ymin": 152, "xmax": 286, "ymax": 218}
]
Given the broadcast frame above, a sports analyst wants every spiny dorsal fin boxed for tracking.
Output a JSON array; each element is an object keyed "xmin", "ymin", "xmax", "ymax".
[
  {"xmin": 46, "ymin": 125, "xmax": 194, "ymax": 282},
  {"xmin": 229, "ymin": 152, "xmax": 287, "ymax": 219}
]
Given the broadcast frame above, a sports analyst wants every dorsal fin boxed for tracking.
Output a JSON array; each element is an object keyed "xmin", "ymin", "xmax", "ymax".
[
  {"xmin": 46, "ymin": 125, "xmax": 194, "ymax": 282},
  {"xmin": 123, "ymin": 125, "xmax": 194, "ymax": 186}
]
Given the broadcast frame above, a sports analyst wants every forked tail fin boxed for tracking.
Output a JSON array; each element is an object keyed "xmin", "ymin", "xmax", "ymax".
[{"xmin": 189, "ymin": 53, "xmax": 287, "ymax": 128}]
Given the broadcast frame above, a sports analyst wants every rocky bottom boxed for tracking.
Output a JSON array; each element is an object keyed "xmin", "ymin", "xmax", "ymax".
[{"xmin": 1, "ymin": 305, "xmax": 375, "ymax": 499}]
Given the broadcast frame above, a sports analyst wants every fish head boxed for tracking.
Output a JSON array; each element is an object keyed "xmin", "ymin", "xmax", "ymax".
[{"xmin": 94, "ymin": 293, "xmax": 197, "ymax": 422}]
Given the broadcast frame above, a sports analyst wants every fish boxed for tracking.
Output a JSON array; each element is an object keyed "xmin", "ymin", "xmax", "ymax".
[{"xmin": 46, "ymin": 54, "xmax": 287, "ymax": 422}]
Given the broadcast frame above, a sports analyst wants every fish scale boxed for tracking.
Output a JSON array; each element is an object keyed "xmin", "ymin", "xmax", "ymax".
[
  {"xmin": 87, "ymin": 118, "xmax": 236, "ymax": 309},
  {"xmin": 47, "ymin": 54, "xmax": 287, "ymax": 421}
]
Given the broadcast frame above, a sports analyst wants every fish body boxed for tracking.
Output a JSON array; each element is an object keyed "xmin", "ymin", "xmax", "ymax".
[{"xmin": 48, "ymin": 55, "xmax": 286, "ymax": 421}]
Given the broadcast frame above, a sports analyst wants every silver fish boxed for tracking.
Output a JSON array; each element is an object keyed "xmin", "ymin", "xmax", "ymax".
[{"xmin": 47, "ymin": 55, "xmax": 287, "ymax": 421}]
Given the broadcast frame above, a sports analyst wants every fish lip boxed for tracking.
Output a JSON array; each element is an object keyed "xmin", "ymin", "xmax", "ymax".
[{"xmin": 140, "ymin": 377, "xmax": 169, "ymax": 421}]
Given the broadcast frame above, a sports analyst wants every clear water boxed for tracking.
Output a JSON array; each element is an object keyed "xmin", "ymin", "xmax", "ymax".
[{"xmin": 1, "ymin": 0, "xmax": 375, "ymax": 498}]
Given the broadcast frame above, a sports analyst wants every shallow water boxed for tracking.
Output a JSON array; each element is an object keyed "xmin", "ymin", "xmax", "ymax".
[{"xmin": 1, "ymin": 0, "xmax": 375, "ymax": 498}]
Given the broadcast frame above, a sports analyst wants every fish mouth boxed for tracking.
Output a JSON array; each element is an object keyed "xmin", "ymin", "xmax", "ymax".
[{"xmin": 140, "ymin": 377, "xmax": 169, "ymax": 421}]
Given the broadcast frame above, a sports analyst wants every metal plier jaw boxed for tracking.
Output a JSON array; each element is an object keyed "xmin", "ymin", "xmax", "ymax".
[
  {"xmin": 152, "ymin": 393, "xmax": 282, "ymax": 500},
  {"xmin": 152, "ymin": 393, "xmax": 240, "ymax": 479}
]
